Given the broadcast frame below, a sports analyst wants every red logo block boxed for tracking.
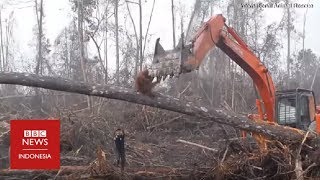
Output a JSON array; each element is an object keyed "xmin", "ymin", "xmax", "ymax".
[{"xmin": 10, "ymin": 120, "xmax": 60, "ymax": 169}]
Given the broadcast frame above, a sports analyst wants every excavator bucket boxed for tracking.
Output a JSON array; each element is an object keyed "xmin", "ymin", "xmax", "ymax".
[{"xmin": 148, "ymin": 34, "xmax": 193, "ymax": 80}]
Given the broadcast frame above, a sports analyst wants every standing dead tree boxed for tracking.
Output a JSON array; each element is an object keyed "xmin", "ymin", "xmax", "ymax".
[
  {"xmin": 35, "ymin": 0, "xmax": 43, "ymax": 75},
  {"xmin": 0, "ymin": 8, "xmax": 4, "ymax": 71},
  {"xmin": 33, "ymin": 0, "xmax": 44, "ymax": 115},
  {"xmin": 125, "ymin": 0, "xmax": 139, "ymax": 78},
  {"xmin": 76, "ymin": 0, "xmax": 92, "ymax": 111},
  {"xmin": 171, "ymin": 0, "xmax": 176, "ymax": 48},
  {"xmin": 114, "ymin": 0, "xmax": 120, "ymax": 84}
]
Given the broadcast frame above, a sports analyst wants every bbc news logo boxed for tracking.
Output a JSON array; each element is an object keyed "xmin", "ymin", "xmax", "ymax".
[
  {"xmin": 24, "ymin": 130, "xmax": 47, "ymax": 137},
  {"xmin": 20, "ymin": 130, "xmax": 49, "ymax": 160},
  {"xmin": 10, "ymin": 120, "xmax": 60, "ymax": 169},
  {"xmin": 23, "ymin": 130, "xmax": 48, "ymax": 146}
]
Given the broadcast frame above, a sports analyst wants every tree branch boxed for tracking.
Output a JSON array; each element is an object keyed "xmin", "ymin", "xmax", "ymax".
[
  {"xmin": 177, "ymin": 139, "xmax": 218, "ymax": 152},
  {"xmin": 142, "ymin": 0, "xmax": 156, "ymax": 57},
  {"xmin": 88, "ymin": 33, "xmax": 108, "ymax": 76}
]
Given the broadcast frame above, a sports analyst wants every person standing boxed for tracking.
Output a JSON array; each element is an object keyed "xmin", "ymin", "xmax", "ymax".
[{"xmin": 114, "ymin": 128, "xmax": 125, "ymax": 171}]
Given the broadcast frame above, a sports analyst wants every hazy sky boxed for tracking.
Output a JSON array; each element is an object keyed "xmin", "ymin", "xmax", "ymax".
[{"xmin": 0, "ymin": 0, "xmax": 319, "ymax": 72}]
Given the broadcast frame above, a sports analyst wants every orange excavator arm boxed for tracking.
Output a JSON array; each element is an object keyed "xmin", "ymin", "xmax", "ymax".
[{"xmin": 150, "ymin": 14, "xmax": 276, "ymax": 122}]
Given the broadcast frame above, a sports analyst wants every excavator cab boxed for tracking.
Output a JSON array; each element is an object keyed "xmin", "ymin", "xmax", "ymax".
[{"xmin": 275, "ymin": 89, "xmax": 317, "ymax": 131}]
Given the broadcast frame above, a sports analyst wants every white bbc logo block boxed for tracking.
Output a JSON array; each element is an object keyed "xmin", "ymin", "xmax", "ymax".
[
  {"xmin": 39, "ymin": 130, "xmax": 46, "ymax": 137},
  {"xmin": 32, "ymin": 130, "xmax": 39, "ymax": 137},
  {"xmin": 24, "ymin": 130, "xmax": 47, "ymax": 137},
  {"xmin": 24, "ymin": 130, "xmax": 31, "ymax": 137}
]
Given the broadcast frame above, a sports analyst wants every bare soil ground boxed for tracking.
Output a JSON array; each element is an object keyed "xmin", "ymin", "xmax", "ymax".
[{"xmin": 0, "ymin": 97, "xmax": 320, "ymax": 179}]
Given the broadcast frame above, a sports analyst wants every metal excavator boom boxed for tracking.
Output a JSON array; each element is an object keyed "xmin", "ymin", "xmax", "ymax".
[{"xmin": 147, "ymin": 14, "xmax": 277, "ymax": 123}]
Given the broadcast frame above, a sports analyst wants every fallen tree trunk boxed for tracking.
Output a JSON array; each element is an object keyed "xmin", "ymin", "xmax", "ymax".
[{"xmin": 0, "ymin": 72, "xmax": 318, "ymax": 144}]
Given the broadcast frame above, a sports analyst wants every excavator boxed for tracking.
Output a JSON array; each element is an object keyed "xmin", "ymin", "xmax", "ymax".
[{"xmin": 144, "ymin": 14, "xmax": 320, "ymax": 135}]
